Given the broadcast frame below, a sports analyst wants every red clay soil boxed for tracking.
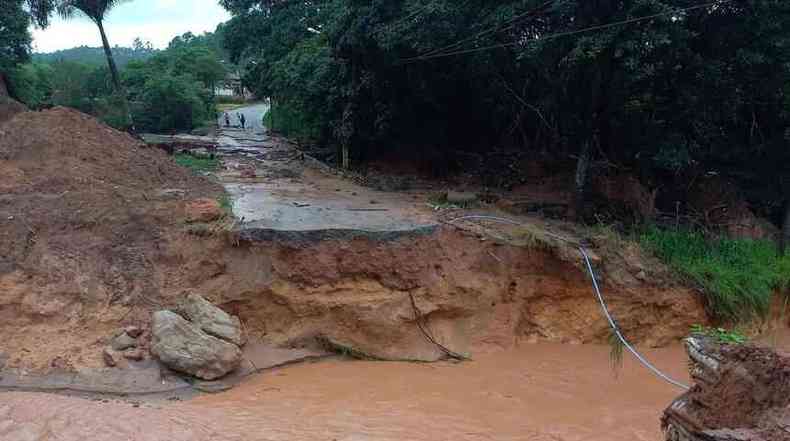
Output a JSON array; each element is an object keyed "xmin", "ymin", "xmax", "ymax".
[
  {"xmin": 663, "ymin": 340, "xmax": 790, "ymax": 440},
  {"xmin": 701, "ymin": 345, "xmax": 790, "ymax": 429},
  {"xmin": 0, "ymin": 107, "xmax": 222, "ymax": 370},
  {"xmin": 1, "ymin": 107, "xmax": 708, "ymax": 373}
]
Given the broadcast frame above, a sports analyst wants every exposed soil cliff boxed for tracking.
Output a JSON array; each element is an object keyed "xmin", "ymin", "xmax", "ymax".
[{"xmin": 0, "ymin": 108, "xmax": 707, "ymax": 372}]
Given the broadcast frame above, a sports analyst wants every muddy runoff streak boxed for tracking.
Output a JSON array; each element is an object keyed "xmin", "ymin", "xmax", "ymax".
[{"xmin": 0, "ymin": 343, "xmax": 688, "ymax": 441}]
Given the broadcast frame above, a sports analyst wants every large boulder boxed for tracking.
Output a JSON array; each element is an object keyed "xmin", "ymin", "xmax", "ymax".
[
  {"xmin": 662, "ymin": 336, "xmax": 790, "ymax": 441},
  {"xmin": 150, "ymin": 311, "xmax": 241, "ymax": 380},
  {"xmin": 176, "ymin": 293, "xmax": 244, "ymax": 346}
]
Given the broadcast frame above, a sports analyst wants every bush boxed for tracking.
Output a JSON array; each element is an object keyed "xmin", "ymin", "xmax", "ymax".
[
  {"xmin": 5, "ymin": 63, "xmax": 53, "ymax": 108},
  {"xmin": 133, "ymin": 73, "xmax": 212, "ymax": 133},
  {"xmin": 94, "ymin": 92, "xmax": 132, "ymax": 130},
  {"xmin": 174, "ymin": 152, "xmax": 218, "ymax": 173},
  {"xmin": 263, "ymin": 101, "xmax": 322, "ymax": 141},
  {"xmin": 641, "ymin": 227, "xmax": 790, "ymax": 322}
]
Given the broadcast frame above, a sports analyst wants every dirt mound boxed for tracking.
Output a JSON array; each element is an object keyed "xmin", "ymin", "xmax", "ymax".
[
  {"xmin": 0, "ymin": 107, "xmax": 222, "ymax": 370},
  {"xmin": 0, "ymin": 107, "xmax": 221, "ymax": 270},
  {"xmin": 663, "ymin": 337, "xmax": 790, "ymax": 440}
]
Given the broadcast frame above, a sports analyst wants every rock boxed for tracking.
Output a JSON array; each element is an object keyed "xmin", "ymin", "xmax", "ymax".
[
  {"xmin": 185, "ymin": 198, "xmax": 223, "ymax": 223},
  {"xmin": 155, "ymin": 188, "xmax": 186, "ymax": 199},
  {"xmin": 150, "ymin": 310, "xmax": 241, "ymax": 380},
  {"xmin": 111, "ymin": 332, "xmax": 137, "ymax": 351},
  {"xmin": 103, "ymin": 347, "xmax": 121, "ymax": 367},
  {"xmin": 50, "ymin": 356, "xmax": 70, "ymax": 370},
  {"xmin": 446, "ymin": 191, "xmax": 478, "ymax": 205},
  {"xmin": 193, "ymin": 380, "xmax": 234, "ymax": 393},
  {"xmin": 176, "ymin": 293, "xmax": 244, "ymax": 346},
  {"xmin": 124, "ymin": 326, "xmax": 144, "ymax": 338},
  {"xmin": 122, "ymin": 348, "xmax": 145, "ymax": 361}
]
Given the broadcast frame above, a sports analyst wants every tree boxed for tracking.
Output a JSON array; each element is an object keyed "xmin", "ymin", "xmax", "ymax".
[
  {"xmin": 164, "ymin": 33, "xmax": 227, "ymax": 92},
  {"xmin": 5, "ymin": 62, "xmax": 53, "ymax": 106},
  {"xmin": 221, "ymin": 0, "xmax": 790, "ymax": 232},
  {"xmin": 2, "ymin": 0, "xmax": 57, "ymax": 100},
  {"xmin": 2, "ymin": 0, "xmax": 57, "ymax": 73},
  {"xmin": 1, "ymin": 1, "xmax": 32, "ymax": 74},
  {"xmin": 57, "ymin": 0, "xmax": 135, "ymax": 128},
  {"xmin": 133, "ymin": 73, "xmax": 210, "ymax": 133}
]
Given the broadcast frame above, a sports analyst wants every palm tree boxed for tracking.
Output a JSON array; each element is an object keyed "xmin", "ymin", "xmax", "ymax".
[{"xmin": 58, "ymin": 0, "xmax": 134, "ymax": 128}]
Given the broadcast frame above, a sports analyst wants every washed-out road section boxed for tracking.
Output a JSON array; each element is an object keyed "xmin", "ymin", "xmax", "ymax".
[{"xmin": 214, "ymin": 104, "xmax": 438, "ymax": 242}]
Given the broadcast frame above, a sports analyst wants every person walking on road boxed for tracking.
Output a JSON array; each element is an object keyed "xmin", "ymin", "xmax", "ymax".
[
  {"xmin": 224, "ymin": 112, "xmax": 230, "ymax": 128},
  {"xmin": 239, "ymin": 113, "xmax": 246, "ymax": 130}
]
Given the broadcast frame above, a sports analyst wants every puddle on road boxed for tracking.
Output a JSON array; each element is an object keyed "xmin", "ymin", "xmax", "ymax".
[{"xmin": 0, "ymin": 343, "xmax": 691, "ymax": 441}]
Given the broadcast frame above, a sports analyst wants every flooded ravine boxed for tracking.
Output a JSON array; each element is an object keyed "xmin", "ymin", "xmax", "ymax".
[{"xmin": 0, "ymin": 343, "xmax": 692, "ymax": 441}]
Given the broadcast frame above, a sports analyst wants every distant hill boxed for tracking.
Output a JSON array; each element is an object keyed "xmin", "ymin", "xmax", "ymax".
[{"xmin": 33, "ymin": 46, "xmax": 158, "ymax": 67}]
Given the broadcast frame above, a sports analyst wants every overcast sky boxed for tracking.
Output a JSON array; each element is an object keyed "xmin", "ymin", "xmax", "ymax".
[{"xmin": 31, "ymin": 0, "xmax": 232, "ymax": 53}]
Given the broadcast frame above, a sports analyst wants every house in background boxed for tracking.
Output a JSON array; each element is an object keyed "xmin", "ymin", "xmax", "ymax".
[{"xmin": 215, "ymin": 71, "xmax": 253, "ymax": 100}]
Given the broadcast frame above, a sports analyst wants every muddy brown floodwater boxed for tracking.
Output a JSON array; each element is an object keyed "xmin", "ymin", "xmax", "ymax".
[{"xmin": 0, "ymin": 343, "xmax": 692, "ymax": 441}]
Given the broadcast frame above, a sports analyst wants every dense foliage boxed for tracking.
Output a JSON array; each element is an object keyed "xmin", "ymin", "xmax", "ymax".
[
  {"xmin": 2, "ymin": 0, "xmax": 56, "ymax": 78},
  {"xmin": 0, "ymin": 0, "xmax": 33, "ymax": 73},
  {"xmin": 8, "ymin": 32, "xmax": 227, "ymax": 132},
  {"xmin": 220, "ymin": 0, "xmax": 789, "ymax": 226},
  {"xmin": 124, "ymin": 32, "xmax": 226, "ymax": 132},
  {"xmin": 32, "ymin": 42, "xmax": 157, "ymax": 67}
]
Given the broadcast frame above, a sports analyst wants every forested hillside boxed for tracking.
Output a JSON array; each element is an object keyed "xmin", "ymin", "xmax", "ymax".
[
  {"xmin": 219, "ymin": 0, "xmax": 789, "ymax": 240},
  {"xmin": 33, "ymin": 42, "xmax": 158, "ymax": 67},
  {"xmin": 7, "ymin": 32, "xmax": 228, "ymax": 132}
]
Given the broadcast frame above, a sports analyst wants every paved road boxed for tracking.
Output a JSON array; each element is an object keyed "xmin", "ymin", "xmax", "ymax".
[
  {"xmin": 217, "ymin": 102, "xmax": 270, "ymax": 134},
  {"xmin": 213, "ymin": 104, "xmax": 437, "ymax": 240}
]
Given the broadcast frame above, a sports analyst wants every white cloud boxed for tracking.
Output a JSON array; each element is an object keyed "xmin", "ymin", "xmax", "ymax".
[{"xmin": 31, "ymin": 0, "xmax": 231, "ymax": 53}]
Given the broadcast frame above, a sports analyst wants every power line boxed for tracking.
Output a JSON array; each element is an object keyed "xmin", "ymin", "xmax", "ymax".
[
  {"xmin": 445, "ymin": 215, "xmax": 690, "ymax": 391},
  {"xmin": 401, "ymin": 0, "xmax": 731, "ymax": 63},
  {"xmin": 373, "ymin": 1, "xmax": 436, "ymax": 37},
  {"xmin": 418, "ymin": 0, "xmax": 556, "ymax": 58}
]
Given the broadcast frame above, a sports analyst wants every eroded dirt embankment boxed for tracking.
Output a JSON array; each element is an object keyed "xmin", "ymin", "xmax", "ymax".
[
  {"xmin": 0, "ymin": 107, "xmax": 706, "ymax": 372},
  {"xmin": 1, "ymin": 224, "xmax": 706, "ymax": 371}
]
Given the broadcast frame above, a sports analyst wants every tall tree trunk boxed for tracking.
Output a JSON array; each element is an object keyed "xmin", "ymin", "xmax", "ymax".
[
  {"xmin": 571, "ymin": 140, "xmax": 592, "ymax": 222},
  {"xmin": 96, "ymin": 20, "xmax": 134, "ymax": 131},
  {"xmin": 97, "ymin": 20, "xmax": 121, "ymax": 90},
  {"xmin": 781, "ymin": 199, "xmax": 790, "ymax": 256}
]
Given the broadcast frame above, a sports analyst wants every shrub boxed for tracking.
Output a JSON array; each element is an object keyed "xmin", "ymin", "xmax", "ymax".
[
  {"xmin": 133, "ymin": 73, "xmax": 212, "ymax": 133},
  {"xmin": 174, "ymin": 152, "xmax": 218, "ymax": 173}
]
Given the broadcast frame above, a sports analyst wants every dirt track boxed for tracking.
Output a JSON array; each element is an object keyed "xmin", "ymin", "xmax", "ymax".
[{"xmin": 213, "ymin": 105, "xmax": 438, "ymax": 240}]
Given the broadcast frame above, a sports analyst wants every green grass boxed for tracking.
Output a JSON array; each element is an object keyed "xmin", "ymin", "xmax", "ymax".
[
  {"xmin": 690, "ymin": 324, "xmax": 748, "ymax": 344},
  {"xmin": 174, "ymin": 152, "xmax": 219, "ymax": 173},
  {"xmin": 608, "ymin": 331, "xmax": 624, "ymax": 377},
  {"xmin": 640, "ymin": 227, "xmax": 790, "ymax": 322},
  {"xmin": 218, "ymin": 193, "xmax": 233, "ymax": 216}
]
